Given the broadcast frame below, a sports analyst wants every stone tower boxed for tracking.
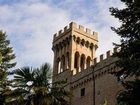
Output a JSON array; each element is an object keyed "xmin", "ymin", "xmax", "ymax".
[
  {"xmin": 52, "ymin": 22, "xmax": 98, "ymax": 76},
  {"xmin": 52, "ymin": 22, "xmax": 122, "ymax": 105}
]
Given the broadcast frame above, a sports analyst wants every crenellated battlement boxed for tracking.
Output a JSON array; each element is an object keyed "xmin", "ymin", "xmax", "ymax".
[
  {"xmin": 93, "ymin": 47, "xmax": 118, "ymax": 65},
  {"xmin": 53, "ymin": 22, "xmax": 98, "ymax": 42},
  {"xmin": 52, "ymin": 22, "xmax": 99, "ymax": 77}
]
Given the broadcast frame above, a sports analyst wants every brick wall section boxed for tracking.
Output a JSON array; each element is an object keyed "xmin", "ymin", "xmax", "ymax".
[
  {"xmin": 53, "ymin": 56, "xmax": 123, "ymax": 105},
  {"xmin": 95, "ymin": 73, "xmax": 122, "ymax": 105}
]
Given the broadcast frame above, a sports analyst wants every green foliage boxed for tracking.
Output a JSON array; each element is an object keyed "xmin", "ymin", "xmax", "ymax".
[
  {"xmin": 12, "ymin": 63, "xmax": 70, "ymax": 105},
  {"xmin": 117, "ymin": 80, "xmax": 140, "ymax": 105},
  {"xmin": 0, "ymin": 53, "xmax": 2, "ymax": 63},
  {"xmin": 104, "ymin": 99, "xmax": 107, "ymax": 105},
  {"xmin": 0, "ymin": 31, "xmax": 16, "ymax": 70},
  {"xmin": 0, "ymin": 30, "xmax": 16, "ymax": 105},
  {"xmin": 118, "ymin": 102, "xmax": 126, "ymax": 105},
  {"xmin": 110, "ymin": 0, "xmax": 140, "ymax": 77},
  {"xmin": 100, "ymin": 99, "xmax": 107, "ymax": 105},
  {"xmin": 110, "ymin": 0, "xmax": 140, "ymax": 105}
]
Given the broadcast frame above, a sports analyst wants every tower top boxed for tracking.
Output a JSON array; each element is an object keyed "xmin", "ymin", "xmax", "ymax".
[
  {"xmin": 53, "ymin": 22, "xmax": 98, "ymax": 43},
  {"xmin": 52, "ymin": 22, "xmax": 99, "ymax": 75}
]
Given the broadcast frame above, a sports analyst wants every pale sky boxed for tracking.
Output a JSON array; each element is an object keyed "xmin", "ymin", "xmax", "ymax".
[{"xmin": 0, "ymin": 0, "xmax": 124, "ymax": 68}]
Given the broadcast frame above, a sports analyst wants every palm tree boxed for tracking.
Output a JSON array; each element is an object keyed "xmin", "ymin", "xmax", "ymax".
[{"xmin": 12, "ymin": 63, "xmax": 70, "ymax": 105}]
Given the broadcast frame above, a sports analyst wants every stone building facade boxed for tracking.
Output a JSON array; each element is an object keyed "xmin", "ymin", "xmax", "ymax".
[{"xmin": 52, "ymin": 22, "xmax": 122, "ymax": 105}]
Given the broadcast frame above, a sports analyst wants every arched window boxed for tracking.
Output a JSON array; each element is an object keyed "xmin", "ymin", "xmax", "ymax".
[
  {"xmin": 57, "ymin": 58, "xmax": 61, "ymax": 74},
  {"xmin": 86, "ymin": 56, "xmax": 91, "ymax": 68},
  {"xmin": 85, "ymin": 41, "xmax": 89, "ymax": 48},
  {"xmin": 76, "ymin": 37, "xmax": 80, "ymax": 44},
  {"xmin": 74, "ymin": 52, "xmax": 80, "ymax": 72},
  {"xmin": 61, "ymin": 55, "xmax": 65, "ymax": 72},
  {"xmin": 80, "ymin": 54, "xmax": 85, "ymax": 70},
  {"xmin": 73, "ymin": 35, "xmax": 76, "ymax": 41},
  {"xmin": 66, "ymin": 52, "xmax": 69, "ymax": 69},
  {"xmin": 81, "ymin": 39, "xmax": 85, "ymax": 46},
  {"xmin": 90, "ymin": 43, "xmax": 94, "ymax": 50}
]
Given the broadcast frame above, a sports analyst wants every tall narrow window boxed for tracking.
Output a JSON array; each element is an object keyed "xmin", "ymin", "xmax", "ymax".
[
  {"xmin": 86, "ymin": 56, "xmax": 91, "ymax": 68},
  {"xmin": 57, "ymin": 58, "xmax": 61, "ymax": 74},
  {"xmin": 80, "ymin": 54, "xmax": 85, "ymax": 70},
  {"xmin": 81, "ymin": 88, "xmax": 85, "ymax": 97},
  {"xmin": 66, "ymin": 52, "xmax": 69, "ymax": 69},
  {"xmin": 61, "ymin": 55, "xmax": 65, "ymax": 72},
  {"xmin": 74, "ymin": 52, "xmax": 79, "ymax": 70}
]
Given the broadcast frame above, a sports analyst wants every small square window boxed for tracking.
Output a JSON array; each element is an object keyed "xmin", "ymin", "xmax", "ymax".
[{"xmin": 81, "ymin": 88, "xmax": 85, "ymax": 97}]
